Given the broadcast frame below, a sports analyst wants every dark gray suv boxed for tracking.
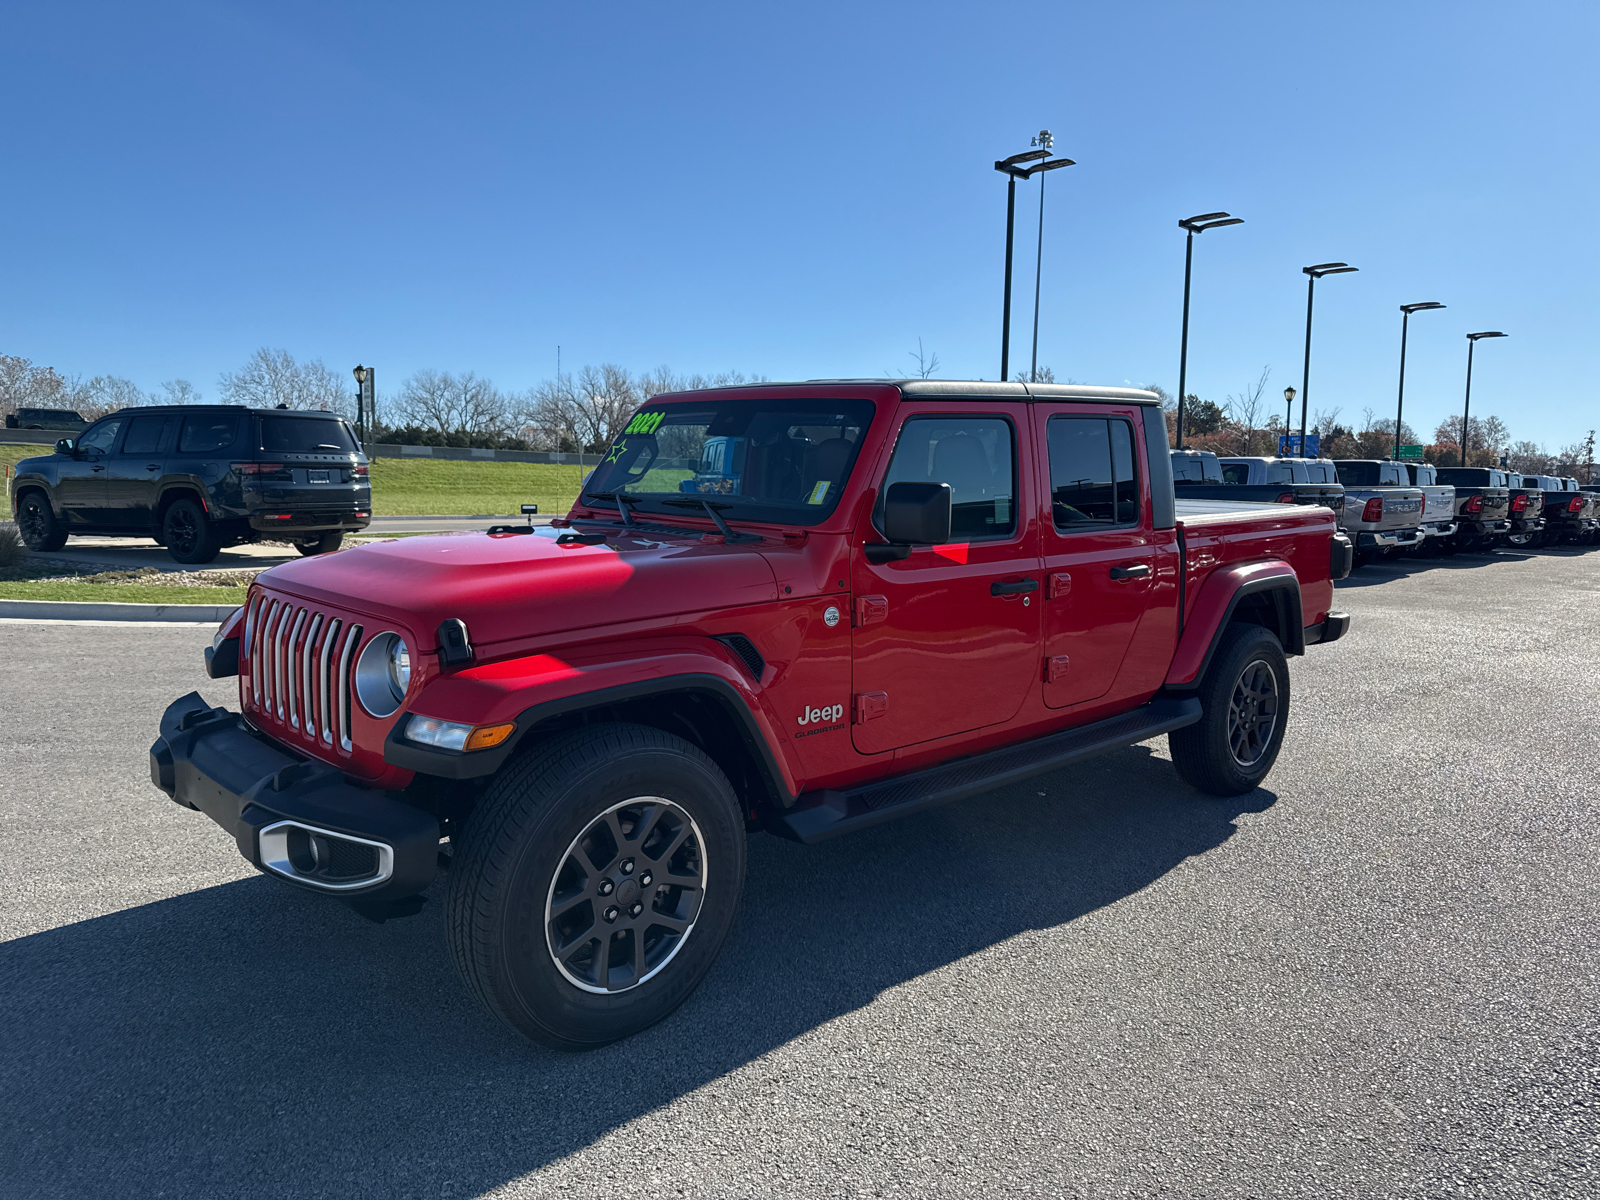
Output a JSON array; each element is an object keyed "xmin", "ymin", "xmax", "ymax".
[{"xmin": 10, "ymin": 405, "xmax": 372, "ymax": 563}]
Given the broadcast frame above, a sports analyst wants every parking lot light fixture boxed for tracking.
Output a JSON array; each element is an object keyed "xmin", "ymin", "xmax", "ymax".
[
  {"xmin": 994, "ymin": 144, "xmax": 1074, "ymax": 382},
  {"xmin": 1394, "ymin": 302, "xmax": 1446, "ymax": 460},
  {"xmin": 1173, "ymin": 211, "xmax": 1244, "ymax": 448},
  {"xmin": 1283, "ymin": 387, "xmax": 1296, "ymax": 443},
  {"xmin": 1461, "ymin": 331, "xmax": 1508, "ymax": 467},
  {"xmin": 1298, "ymin": 263, "xmax": 1359, "ymax": 450}
]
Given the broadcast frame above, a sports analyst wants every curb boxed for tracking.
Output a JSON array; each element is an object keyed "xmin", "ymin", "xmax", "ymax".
[{"xmin": 0, "ymin": 598, "xmax": 240, "ymax": 623}]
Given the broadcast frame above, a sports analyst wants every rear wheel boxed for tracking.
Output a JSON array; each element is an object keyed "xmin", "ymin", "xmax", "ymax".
[
  {"xmin": 162, "ymin": 497, "xmax": 221, "ymax": 564},
  {"xmin": 16, "ymin": 491, "xmax": 67, "ymax": 552},
  {"xmin": 1169, "ymin": 623, "xmax": 1290, "ymax": 797},
  {"xmin": 447, "ymin": 723, "xmax": 747, "ymax": 1049},
  {"xmin": 293, "ymin": 531, "xmax": 344, "ymax": 556}
]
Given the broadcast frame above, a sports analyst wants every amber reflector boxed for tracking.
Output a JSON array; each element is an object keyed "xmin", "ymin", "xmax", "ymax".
[{"xmin": 465, "ymin": 723, "xmax": 516, "ymax": 751}]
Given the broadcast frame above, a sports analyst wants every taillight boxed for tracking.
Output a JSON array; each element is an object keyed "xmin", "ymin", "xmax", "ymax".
[
  {"xmin": 1511, "ymin": 493, "xmax": 1528, "ymax": 513},
  {"xmin": 1463, "ymin": 494, "xmax": 1484, "ymax": 514},
  {"xmin": 234, "ymin": 462, "xmax": 293, "ymax": 479},
  {"xmin": 1570, "ymin": 496, "xmax": 1585, "ymax": 513},
  {"xmin": 1275, "ymin": 491, "xmax": 1296, "ymax": 503},
  {"xmin": 1362, "ymin": 497, "xmax": 1383, "ymax": 522},
  {"xmin": 353, "ymin": 464, "xmax": 369, "ymax": 477}
]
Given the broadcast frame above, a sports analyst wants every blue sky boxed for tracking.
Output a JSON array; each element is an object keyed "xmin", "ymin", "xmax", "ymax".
[{"xmin": 4, "ymin": 1, "xmax": 1596, "ymax": 448}]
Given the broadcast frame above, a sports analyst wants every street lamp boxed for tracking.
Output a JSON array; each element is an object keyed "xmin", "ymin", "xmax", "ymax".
[
  {"xmin": 1173, "ymin": 211, "xmax": 1244, "ymax": 448},
  {"xmin": 1297, "ymin": 262, "xmax": 1359, "ymax": 452},
  {"xmin": 994, "ymin": 141, "xmax": 1075, "ymax": 382},
  {"xmin": 1461, "ymin": 331, "xmax": 1507, "ymax": 467},
  {"xmin": 1394, "ymin": 302, "xmax": 1446, "ymax": 460},
  {"xmin": 1283, "ymin": 386, "xmax": 1296, "ymax": 446}
]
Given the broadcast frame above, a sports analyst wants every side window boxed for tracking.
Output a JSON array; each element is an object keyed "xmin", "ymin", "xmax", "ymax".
[
  {"xmin": 879, "ymin": 415, "xmax": 1015, "ymax": 539},
  {"xmin": 122, "ymin": 414, "xmax": 168, "ymax": 456},
  {"xmin": 1220, "ymin": 463, "xmax": 1249, "ymax": 484},
  {"xmin": 1048, "ymin": 416, "xmax": 1139, "ymax": 531},
  {"xmin": 77, "ymin": 418, "xmax": 124, "ymax": 457},
  {"xmin": 178, "ymin": 414, "xmax": 241, "ymax": 454}
]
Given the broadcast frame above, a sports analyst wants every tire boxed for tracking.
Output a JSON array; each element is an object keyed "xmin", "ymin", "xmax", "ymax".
[
  {"xmin": 293, "ymin": 531, "xmax": 344, "ymax": 556},
  {"xmin": 1168, "ymin": 623, "xmax": 1290, "ymax": 797},
  {"xmin": 447, "ymin": 723, "xmax": 747, "ymax": 1050},
  {"xmin": 15, "ymin": 491, "xmax": 67, "ymax": 552},
  {"xmin": 161, "ymin": 497, "xmax": 221, "ymax": 564}
]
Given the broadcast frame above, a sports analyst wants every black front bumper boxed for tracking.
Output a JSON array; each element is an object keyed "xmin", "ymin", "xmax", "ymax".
[{"xmin": 150, "ymin": 692, "xmax": 437, "ymax": 903}]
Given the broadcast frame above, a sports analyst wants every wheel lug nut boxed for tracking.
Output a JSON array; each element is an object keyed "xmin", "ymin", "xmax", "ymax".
[
  {"xmin": 639, "ymin": 871, "xmax": 652, "ymax": 886},
  {"xmin": 598, "ymin": 879, "xmax": 613, "ymax": 895},
  {"xmin": 630, "ymin": 903, "xmax": 643, "ymax": 917},
  {"xmin": 603, "ymin": 906, "xmax": 619, "ymax": 923},
  {"xmin": 621, "ymin": 858, "xmax": 635, "ymax": 875}
]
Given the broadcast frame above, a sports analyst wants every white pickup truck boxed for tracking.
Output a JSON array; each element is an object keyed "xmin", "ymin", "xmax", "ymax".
[
  {"xmin": 1332, "ymin": 459, "xmax": 1426, "ymax": 565},
  {"xmin": 1401, "ymin": 462, "xmax": 1459, "ymax": 548}
]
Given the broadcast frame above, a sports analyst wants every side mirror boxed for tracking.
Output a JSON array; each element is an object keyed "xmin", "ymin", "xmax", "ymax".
[
  {"xmin": 55, "ymin": 438, "xmax": 75, "ymax": 456},
  {"xmin": 867, "ymin": 481, "xmax": 952, "ymax": 563}
]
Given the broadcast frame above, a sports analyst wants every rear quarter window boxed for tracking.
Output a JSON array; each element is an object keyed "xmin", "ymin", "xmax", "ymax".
[{"xmin": 178, "ymin": 414, "xmax": 242, "ymax": 454}]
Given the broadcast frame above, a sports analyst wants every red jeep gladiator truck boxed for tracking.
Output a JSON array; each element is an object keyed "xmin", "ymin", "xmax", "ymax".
[{"xmin": 151, "ymin": 381, "xmax": 1351, "ymax": 1048}]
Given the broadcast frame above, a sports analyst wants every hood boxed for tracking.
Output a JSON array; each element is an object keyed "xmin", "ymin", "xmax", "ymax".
[{"xmin": 259, "ymin": 526, "xmax": 779, "ymax": 650}]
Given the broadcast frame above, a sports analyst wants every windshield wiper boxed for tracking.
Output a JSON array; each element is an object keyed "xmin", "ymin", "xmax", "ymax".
[
  {"xmin": 661, "ymin": 497, "xmax": 761, "ymax": 542},
  {"xmin": 585, "ymin": 491, "xmax": 639, "ymax": 527}
]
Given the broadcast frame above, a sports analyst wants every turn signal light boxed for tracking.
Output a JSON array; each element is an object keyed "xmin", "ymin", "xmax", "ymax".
[
  {"xmin": 465, "ymin": 723, "xmax": 516, "ymax": 751},
  {"xmin": 1362, "ymin": 497, "xmax": 1383, "ymax": 522},
  {"xmin": 234, "ymin": 462, "xmax": 292, "ymax": 478}
]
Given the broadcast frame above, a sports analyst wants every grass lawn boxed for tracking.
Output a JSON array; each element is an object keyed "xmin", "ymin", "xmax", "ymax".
[
  {"xmin": 4, "ymin": 442, "xmax": 589, "ymax": 517},
  {"xmin": 0, "ymin": 581, "xmax": 247, "ymax": 604}
]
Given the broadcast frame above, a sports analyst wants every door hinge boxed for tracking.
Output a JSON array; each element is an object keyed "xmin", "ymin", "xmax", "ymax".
[
  {"xmin": 1045, "ymin": 655, "xmax": 1071, "ymax": 683},
  {"xmin": 854, "ymin": 691, "xmax": 888, "ymax": 723},
  {"xmin": 1048, "ymin": 572, "xmax": 1072, "ymax": 599},
  {"xmin": 853, "ymin": 594, "xmax": 888, "ymax": 627}
]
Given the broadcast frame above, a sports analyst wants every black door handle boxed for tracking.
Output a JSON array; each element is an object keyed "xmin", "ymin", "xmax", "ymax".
[
  {"xmin": 991, "ymin": 578, "xmax": 1040, "ymax": 595},
  {"xmin": 91, "ymin": 465, "xmax": 105, "ymax": 473},
  {"xmin": 1109, "ymin": 564, "xmax": 1152, "ymax": 580},
  {"xmin": 146, "ymin": 463, "xmax": 161, "ymax": 470}
]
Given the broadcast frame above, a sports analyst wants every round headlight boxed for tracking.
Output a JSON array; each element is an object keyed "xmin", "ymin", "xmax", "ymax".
[{"xmin": 355, "ymin": 631, "xmax": 411, "ymax": 718}]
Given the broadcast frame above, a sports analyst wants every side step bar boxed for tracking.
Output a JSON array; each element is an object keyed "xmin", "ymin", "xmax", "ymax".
[{"xmin": 780, "ymin": 697, "xmax": 1202, "ymax": 844}]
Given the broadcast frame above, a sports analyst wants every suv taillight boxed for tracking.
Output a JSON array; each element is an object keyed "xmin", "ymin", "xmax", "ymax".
[
  {"xmin": 1362, "ymin": 497, "xmax": 1383, "ymax": 522},
  {"xmin": 234, "ymin": 462, "xmax": 292, "ymax": 480},
  {"xmin": 1511, "ymin": 493, "xmax": 1528, "ymax": 512},
  {"xmin": 353, "ymin": 464, "xmax": 369, "ymax": 477},
  {"xmin": 1463, "ymin": 494, "xmax": 1484, "ymax": 514}
]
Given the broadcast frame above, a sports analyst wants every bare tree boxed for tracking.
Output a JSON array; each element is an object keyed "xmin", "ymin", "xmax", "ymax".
[
  {"xmin": 392, "ymin": 369, "xmax": 508, "ymax": 436},
  {"xmin": 1224, "ymin": 366, "xmax": 1271, "ymax": 455},
  {"xmin": 219, "ymin": 348, "xmax": 352, "ymax": 415},
  {"xmin": 0, "ymin": 355, "xmax": 77, "ymax": 420},
  {"xmin": 908, "ymin": 339, "xmax": 940, "ymax": 379},
  {"xmin": 160, "ymin": 379, "xmax": 202, "ymax": 405}
]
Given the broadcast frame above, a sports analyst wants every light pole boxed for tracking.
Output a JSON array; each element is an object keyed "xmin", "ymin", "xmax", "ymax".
[
  {"xmin": 1394, "ymin": 302, "xmax": 1445, "ymax": 460},
  {"xmin": 1283, "ymin": 387, "xmax": 1296, "ymax": 449},
  {"xmin": 352, "ymin": 364, "xmax": 373, "ymax": 443},
  {"xmin": 994, "ymin": 142, "xmax": 1074, "ymax": 382},
  {"xmin": 1461, "ymin": 331, "xmax": 1507, "ymax": 467},
  {"xmin": 1173, "ymin": 211, "xmax": 1244, "ymax": 447},
  {"xmin": 1298, "ymin": 262, "xmax": 1359, "ymax": 453}
]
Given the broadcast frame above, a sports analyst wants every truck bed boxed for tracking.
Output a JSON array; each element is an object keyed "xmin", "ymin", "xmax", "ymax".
[{"xmin": 1174, "ymin": 497, "xmax": 1304, "ymax": 521}]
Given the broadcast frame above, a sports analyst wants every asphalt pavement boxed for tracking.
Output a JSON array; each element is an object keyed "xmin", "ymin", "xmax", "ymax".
[{"xmin": 1, "ymin": 546, "xmax": 1596, "ymax": 1198}]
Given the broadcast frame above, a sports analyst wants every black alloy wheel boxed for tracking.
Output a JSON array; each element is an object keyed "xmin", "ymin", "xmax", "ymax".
[
  {"xmin": 1169, "ymin": 622, "xmax": 1291, "ymax": 797},
  {"xmin": 161, "ymin": 497, "xmax": 221, "ymax": 564},
  {"xmin": 16, "ymin": 492, "xmax": 67, "ymax": 552},
  {"xmin": 293, "ymin": 531, "xmax": 344, "ymax": 556}
]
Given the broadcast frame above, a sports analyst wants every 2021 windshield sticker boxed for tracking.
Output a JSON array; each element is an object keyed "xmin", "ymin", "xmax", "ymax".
[{"xmin": 624, "ymin": 410, "xmax": 665, "ymax": 435}]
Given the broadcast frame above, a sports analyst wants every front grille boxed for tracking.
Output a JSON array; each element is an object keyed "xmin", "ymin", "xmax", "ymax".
[{"xmin": 244, "ymin": 590, "xmax": 364, "ymax": 753}]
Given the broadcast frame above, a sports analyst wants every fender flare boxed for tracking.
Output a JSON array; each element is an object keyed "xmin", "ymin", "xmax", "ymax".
[
  {"xmin": 1164, "ymin": 561, "xmax": 1303, "ymax": 691},
  {"xmin": 384, "ymin": 662, "xmax": 798, "ymax": 806}
]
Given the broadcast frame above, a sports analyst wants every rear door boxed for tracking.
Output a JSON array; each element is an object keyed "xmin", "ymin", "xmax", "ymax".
[
  {"xmin": 102, "ymin": 412, "xmax": 173, "ymax": 527},
  {"xmin": 1036, "ymin": 407, "xmax": 1160, "ymax": 708},
  {"xmin": 849, "ymin": 404, "xmax": 1042, "ymax": 755}
]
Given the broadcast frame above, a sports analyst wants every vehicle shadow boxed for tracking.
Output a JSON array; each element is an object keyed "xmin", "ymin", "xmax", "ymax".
[
  {"xmin": 0, "ymin": 746, "xmax": 1272, "ymax": 1199},
  {"xmin": 1334, "ymin": 544, "xmax": 1574, "ymax": 588}
]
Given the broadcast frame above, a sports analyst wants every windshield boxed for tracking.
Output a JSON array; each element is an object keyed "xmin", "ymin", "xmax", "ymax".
[{"xmin": 581, "ymin": 398, "xmax": 876, "ymax": 525}]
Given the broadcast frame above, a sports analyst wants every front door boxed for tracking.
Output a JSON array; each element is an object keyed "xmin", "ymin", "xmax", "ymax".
[
  {"xmin": 1036, "ymin": 408, "xmax": 1158, "ymax": 709},
  {"xmin": 103, "ymin": 413, "xmax": 172, "ymax": 528},
  {"xmin": 54, "ymin": 416, "xmax": 124, "ymax": 526},
  {"xmin": 851, "ymin": 405, "xmax": 1042, "ymax": 755}
]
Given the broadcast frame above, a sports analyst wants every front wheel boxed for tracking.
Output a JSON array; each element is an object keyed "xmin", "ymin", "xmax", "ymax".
[
  {"xmin": 1169, "ymin": 623, "xmax": 1290, "ymax": 797},
  {"xmin": 447, "ymin": 723, "xmax": 747, "ymax": 1049},
  {"xmin": 293, "ymin": 531, "xmax": 344, "ymax": 556},
  {"xmin": 15, "ymin": 491, "xmax": 68, "ymax": 552}
]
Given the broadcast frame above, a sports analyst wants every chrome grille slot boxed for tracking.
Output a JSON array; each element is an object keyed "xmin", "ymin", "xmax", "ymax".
[
  {"xmin": 319, "ymin": 619, "xmax": 341, "ymax": 744},
  {"xmin": 302, "ymin": 613, "xmax": 324, "ymax": 735},
  {"xmin": 287, "ymin": 609, "xmax": 308, "ymax": 728},
  {"xmin": 261, "ymin": 601, "xmax": 281, "ymax": 713},
  {"xmin": 247, "ymin": 596, "xmax": 264, "ymax": 707},
  {"xmin": 337, "ymin": 624, "xmax": 362, "ymax": 751},
  {"xmin": 274, "ymin": 606, "xmax": 294, "ymax": 720}
]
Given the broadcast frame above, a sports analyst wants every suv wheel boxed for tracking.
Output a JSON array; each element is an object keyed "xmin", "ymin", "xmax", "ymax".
[
  {"xmin": 16, "ymin": 492, "xmax": 68, "ymax": 552},
  {"xmin": 293, "ymin": 531, "xmax": 344, "ymax": 556},
  {"xmin": 1169, "ymin": 623, "xmax": 1290, "ymax": 797},
  {"xmin": 447, "ymin": 723, "xmax": 747, "ymax": 1049},
  {"xmin": 162, "ymin": 498, "xmax": 221, "ymax": 564}
]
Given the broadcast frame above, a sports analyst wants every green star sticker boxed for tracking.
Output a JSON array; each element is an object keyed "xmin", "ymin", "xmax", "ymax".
[{"xmin": 604, "ymin": 439, "xmax": 628, "ymax": 463}]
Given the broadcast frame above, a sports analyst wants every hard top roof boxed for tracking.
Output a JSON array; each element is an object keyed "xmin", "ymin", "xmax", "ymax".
[
  {"xmin": 651, "ymin": 379, "xmax": 1160, "ymax": 405},
  {"xmin": 103, "ymin": 404, "xmax": 348, "ymax": 417}
]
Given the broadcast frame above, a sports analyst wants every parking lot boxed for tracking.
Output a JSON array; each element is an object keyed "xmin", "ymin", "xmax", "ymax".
[{"xmin": 2, "ymin": 546, "xmax": 1596, "ymax": 1199}]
